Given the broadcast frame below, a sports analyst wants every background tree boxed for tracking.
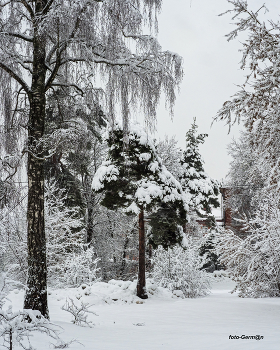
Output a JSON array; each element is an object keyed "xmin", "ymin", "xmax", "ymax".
[
  {"xmin": 214, "ymin": 0, "xmax": 280, "ymax": 297},
  {"xmin": 216, "ymin": 192, "xmax": 280, "ymax": 297},
  {"xmin": 156, "ymin": 136, "xmax": 183, "ymax": 180},
  {"xmin": 225, "ymin": 131, "xmax": 265, "ymax": 226},
  {"xmin": 44, "ymin": 90, "xmax": 107, "ymax": 244},
  {"xmin": 179, "ymin": 119, "xmax": 219, "ymax": 225},
  {"xmin": 92, "ymin": 124, "xmax": 188, "ymax": 299},
  {"xmin": 215, "ymin": 0, "xmax": 280, "ymax": 189},
  {"xmin": 0, "ymin": 0, "xmax": 183, "ymax": 316}
]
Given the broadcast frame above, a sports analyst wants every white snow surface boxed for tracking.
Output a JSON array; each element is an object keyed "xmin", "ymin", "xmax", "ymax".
[{"xmin": 5, "ymin": 277, "xmax": 280, "ymax": 350}]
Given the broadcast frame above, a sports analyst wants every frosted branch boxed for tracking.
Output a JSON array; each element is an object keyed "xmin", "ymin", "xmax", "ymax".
[
  {"xmin": 0, "ymin": 62, "xmax": 30, "ymax": 95},
  {"xmin": 0, "ymin": 32, "xmax": 33, "ymax": 42}
]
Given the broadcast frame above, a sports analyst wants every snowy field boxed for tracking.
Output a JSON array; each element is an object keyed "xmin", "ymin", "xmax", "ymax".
[{"xmin": 6, "ymin": 277, "xmax": 280, "ymax": 350}]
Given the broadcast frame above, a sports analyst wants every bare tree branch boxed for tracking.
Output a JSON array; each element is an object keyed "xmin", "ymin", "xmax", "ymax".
[
  {"xmin": 18, "ymin": 0, "xmax": 34, "ymax": 19},
  {"xmin": 0, "ymin": 62, "xmax": 30, "ymax": 96},
  {"xmin": 0, "ymin": 31, "xmax": 33, "ymax": 42},
  {"xmin": 48, "ymin": 83, "xmax": 84, "ymax": 95},
  {"xmin": 42, "ymin": 0, "xmax": 55, "ymax": 15}
]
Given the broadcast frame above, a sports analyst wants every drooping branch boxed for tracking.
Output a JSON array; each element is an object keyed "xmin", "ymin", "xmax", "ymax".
[
  {"xmin": 0, "ymin": 62, "xmax": 30, "ymax": 96},
  {"xmin": 18, "ymin": 0, "xmax": 34, "ymax": 19},
  {"xmin": 0, "ymin": 31, "xmax": 33, "ymax": 42},
  {"xmin": 48, "ymin": 83, "xmax": 84, "ymax": 96}
]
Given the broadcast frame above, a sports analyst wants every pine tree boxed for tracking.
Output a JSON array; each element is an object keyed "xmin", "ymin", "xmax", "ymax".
[
  {"xmin": 0, "ymin": 0, "xmax": 183, "ymax": 316},
  {"xmin": 92, "ymin": 124, "xmax": 188, "ymax": 298},
  {"xmin": 179, "ymin": 119, "xmax": 219, "ymax": 225}
]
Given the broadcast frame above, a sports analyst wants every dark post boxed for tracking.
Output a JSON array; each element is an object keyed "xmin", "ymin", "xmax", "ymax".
[{"xmin": 137, "ymin": 207, "xmax": 148, "ymax": 299}]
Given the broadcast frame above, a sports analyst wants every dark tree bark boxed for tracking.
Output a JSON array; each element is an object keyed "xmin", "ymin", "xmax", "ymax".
[
  {"xmin": 86, "ymin": 202, "xmax": 94, "ymax": 245},
  {"xmin": 82, "ymin": 174, "xmax": 95, "ymax": 246},
  {"xmin": 119, "ymin": 234, "xmax": 130, "ymax": 277},
  {"xmin": 137, "ymin": 208, "xmax": 148, "ymax": 299},
  {"xmin": 23, "ymin": 0, "xmax": 49, "ymax": 318}
]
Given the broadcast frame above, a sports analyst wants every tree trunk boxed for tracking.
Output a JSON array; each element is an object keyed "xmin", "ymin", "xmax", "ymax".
[
  {"xmin": 137, "ymin": 208, "xmax": 148, "ymax": 299},
  {"xmin": 86, "ymin": 209, "xmax": 94, "ymax": 245},
  {"xmin": 9, "ymin": 328, "xmax": 12, "ymax": 350},
  {"xmin": 83, "ymin": 174, "xmax": 95, "ymax": 246},
  {"xmin": 86, "ymin": 192, "xmax": 94, "ymax": 245},
  {"xmin": 24, "ymin": 1, "xmax": 49, "ymax": 318},
  {"xmin": 119, "ymin": 234, "xmax": 129, "ymax": 277}
]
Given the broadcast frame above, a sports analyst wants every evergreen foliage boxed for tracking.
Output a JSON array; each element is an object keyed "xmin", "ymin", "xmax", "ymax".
[
  {"xmin": 199, "ymin": 231, "xmax": 223, "ymax": 272},
  {"xmin": 148, "ymin": 203, "xmax": 186, "ymax": 250},
  {"xmin": 179, "ymin": 119, "xmax": 219, "ymax": 222},
  {"xmin": 93, "ymin": 124, "xmax": 188, "ymax": 247}
]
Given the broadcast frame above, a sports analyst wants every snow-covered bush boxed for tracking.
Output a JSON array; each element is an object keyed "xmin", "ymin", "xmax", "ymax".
[
  {"xmin": 152, "ymin": 238, "xmax": 211, "ymax": 298},
  {"xmin": 217, "ymin": 193, "xmax": 280, "ymax": 297},
  {"xmin": 45, "ymin": 179, "xmax": 100, "ymax": 287},
  {"xmin": 0, "ymin": 273, "xmax": 61, "ymax": 350},
  {"xmin": 62, "ymin": 247, "xmax": 100, "ymax": 287},
  {"xmin": 0, "ymin": 203, "xmax": 28, "ymax": 283},
  {"xmin": 0, "ymin": 307, "xmax": 61, "ymax": 350}
]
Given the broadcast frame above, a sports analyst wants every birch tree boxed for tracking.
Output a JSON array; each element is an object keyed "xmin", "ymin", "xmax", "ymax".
[
  {"xmin": 0, "ymin": 0, "xmax": 183, "ymax": 317},
  {"xmin": 215, "ymin": 0, "xmax": 280, "ymax": 187}
]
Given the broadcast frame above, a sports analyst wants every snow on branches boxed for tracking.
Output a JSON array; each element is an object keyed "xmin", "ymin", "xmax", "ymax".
[
  {"xmin": 217, "ymin": 193, "xmax": 280, "ymax": 297},
  {"xmin": 215, "ymin": 1, "xmax": 280, "ymax": 186},
  {"xmin": 0, "ymin": 0, "xmax": 183, "ymax": 128},
  {"xmin": 61, "ymin": 298, "xmax": 97, "ymax": 328},
  {"xmin": 152, "ymin": 237, "xmax": 211, "ymax": 298},
  {"xmin": 179, "ymin": 119, "xmax": 219, "ymax": 220},
  {"xmin": 92, "ymin": 123, "xmax": 189, "ymax": 214},
  {"xmin": 45, "ymin": 179, "xmax": 100, "ymax": 287},
  {"xmin": 92, "ymin": 123, "xmax": 189, "ymax": 249},
  {"xmin": 0, "ymin": 273, "xmax": 62, "ymax": 350},
  {"xmin": 0, "ymin": 308, "xmax": 61, "ymax": 350}
]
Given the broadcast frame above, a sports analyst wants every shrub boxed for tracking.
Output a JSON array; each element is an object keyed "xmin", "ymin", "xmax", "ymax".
[{"xmin": 152, "ymin": 238, "xmax": 211, "ymax": 298}]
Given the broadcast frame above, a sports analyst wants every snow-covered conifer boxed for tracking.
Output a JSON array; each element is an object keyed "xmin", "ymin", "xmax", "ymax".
[
  {"xmin": 92, "ymin": 124, "xmax": 189, "ymax": 298},
  {"xmin": 0, "ymin": 0, "xmax": 183, "ymax": 316},
  {"xmin": 179, "ymin": 119, "xmax": 219, "ymax": 223}
]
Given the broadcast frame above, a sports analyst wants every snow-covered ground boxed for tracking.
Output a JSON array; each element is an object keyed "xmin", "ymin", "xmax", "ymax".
[{"xmin": 6, "ymin": 277, "xmax": 280, "ymax": 350}]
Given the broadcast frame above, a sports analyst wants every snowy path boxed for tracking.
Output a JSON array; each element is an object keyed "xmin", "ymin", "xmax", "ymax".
[{"xmin": 7, "ymin": 279, "xmax": 280, "ymax": 350}]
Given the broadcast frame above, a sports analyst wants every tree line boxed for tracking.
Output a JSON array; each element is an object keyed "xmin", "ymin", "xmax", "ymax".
[{"xmin": 0, "ymin": 0, "xmax": 219, "ymax": 318}]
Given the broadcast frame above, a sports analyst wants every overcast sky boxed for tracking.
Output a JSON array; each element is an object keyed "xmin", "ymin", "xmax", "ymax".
[{"xmin": 147, "ymin": 0, "xmax": 280, "ymax": 182}]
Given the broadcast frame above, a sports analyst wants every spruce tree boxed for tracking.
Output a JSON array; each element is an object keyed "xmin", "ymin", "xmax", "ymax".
[
  {"xmin": 179, "ymin": 119, "xmax": 219, "ymax": 225},
  {"xmin": 92, "ymin": 124, "xmax": 188, "ymax": 299}
]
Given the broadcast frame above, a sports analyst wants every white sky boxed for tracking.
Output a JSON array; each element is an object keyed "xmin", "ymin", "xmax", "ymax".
[{"xmin": 149, "ymin": 0, "xmax": 280, "ymax": 181}]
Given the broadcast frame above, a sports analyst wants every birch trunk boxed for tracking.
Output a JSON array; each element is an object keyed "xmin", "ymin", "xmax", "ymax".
[{"xmin": 23, "ymin": 0, "xmax": 49, "ymax": 318}]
